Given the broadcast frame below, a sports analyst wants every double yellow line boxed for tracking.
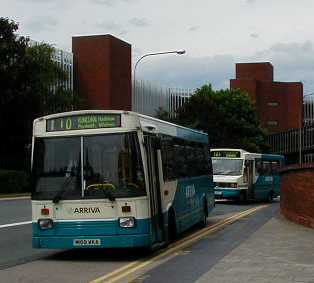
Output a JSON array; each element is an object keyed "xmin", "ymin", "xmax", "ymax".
[{"xmin": 90, "ymin": 205, "xmax": 268, "ymax": 283}]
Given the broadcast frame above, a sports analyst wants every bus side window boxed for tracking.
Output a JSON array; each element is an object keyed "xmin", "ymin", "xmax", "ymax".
[
  {"xmin": 262, "ymin": 161, "xmax": 271, "ymax": 176},
  {"xmin": 271, "ymin": 161, "xmax": 280, "ymax": 174},
  {"xmin": 161, "ymin": 138, "xmax": 176, "ymax": 181},
  {"xmin": 172, "ymin": 144, "xmax": 184, "ymax": 178},
  {"xmin": 208, "ymin": 156, "xmax": 213, "ymax": 176},
  {"xmin": 255, "ymin": 159, "xmax": 263, "ymax": 175},
  {"xmin": 185, "ymin": 145, "xmax": 196, "ymax": 177},
  {"xmin": 202, "ymin": 145, "xmax": 211, "ymax": 175}
]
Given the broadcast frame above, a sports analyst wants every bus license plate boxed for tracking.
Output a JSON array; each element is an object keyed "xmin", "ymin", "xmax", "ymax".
[{"xmin": 73, "ymin": 239, "xmax": 101, "ymax": 246}]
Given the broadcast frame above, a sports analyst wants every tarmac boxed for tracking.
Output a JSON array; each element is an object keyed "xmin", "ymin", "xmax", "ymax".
[{"xmin": 195, "ymin": 211, "xmax": 314, "ymax": 283}]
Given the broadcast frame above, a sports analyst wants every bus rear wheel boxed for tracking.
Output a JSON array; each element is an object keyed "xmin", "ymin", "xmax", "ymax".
[
  {"xmin": 267, "ymin": 191, "xmax": 274, "ymax": 203},
  {"xmin": 199, "ymin": 200, "xmax": 208, "ymax": 228}
]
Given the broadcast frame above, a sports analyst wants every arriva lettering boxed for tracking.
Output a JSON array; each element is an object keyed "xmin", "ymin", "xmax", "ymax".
[{"xmin": 73, "ymin": 207, "xmax": 101, "ymax": 214}]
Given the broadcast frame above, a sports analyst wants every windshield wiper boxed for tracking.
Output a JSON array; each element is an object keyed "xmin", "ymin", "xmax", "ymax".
[
  {"xmin": 103, "ymin": 190, "xmax": 115, "ymax": 202},
  {"xmin": 53, "ymin": 175, "xmax": 75, "ymax": 204},
  {"xmin": 213, "ymin": 171, "xmax": 227, "ymax": 175},
  {"xmin": 84, "ymin": 183, "xmax": 116, "ymax": 202},
  {"xmin": 226, "ymin": 171, "xmax": 241, "ymax": 175}
]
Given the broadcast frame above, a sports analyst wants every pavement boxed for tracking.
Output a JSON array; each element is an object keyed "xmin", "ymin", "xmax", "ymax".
[
  {"xmin": 1, "ymin": 198, "xmax": 314, "ymax": 283},
  {"xmin": 195, "ymin": 212, "xmax": 314, "ymax": 283}
]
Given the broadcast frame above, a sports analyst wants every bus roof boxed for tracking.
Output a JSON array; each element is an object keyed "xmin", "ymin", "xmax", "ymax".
[
  {"xmin": 33, "ymin": 110, "xmax": 208, "ymax": 144},
  {"xmin": 261, "ymin": 154, "xmax": 285, "ymax": 161},
  {"xmin": 210, "ymin": 148, "xmax": 284, "ymax": 160}
]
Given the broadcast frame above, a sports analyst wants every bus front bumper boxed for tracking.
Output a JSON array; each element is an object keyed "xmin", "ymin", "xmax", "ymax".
[
  {"xmin": 33, "ymin": 234, "xmax": 152, "ymax": 249},
  {"xmin": 214, "ymin": 188, "xmax": 241, "ymax": 199}
]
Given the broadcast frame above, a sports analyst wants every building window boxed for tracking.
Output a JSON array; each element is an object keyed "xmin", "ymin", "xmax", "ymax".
[
  {"xmin": 267, "ymin": 101, "xmax": 279, "ymax": 107},
  {"xmin": 267, "ymin": 121, "xmax": 278, "ymax": 126}
]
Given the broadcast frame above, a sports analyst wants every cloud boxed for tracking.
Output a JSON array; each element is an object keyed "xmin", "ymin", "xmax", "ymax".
[
  {"xmin": 23, "ymin": 0, "xmax": 59, "ymax": 2},
  {"xmin": 128, "ymin": 17, "xmax": 149, "ymax": 28},
  {"xmin": 135, "ymin": 54, "xmax": 235, "ymax": 90},
  {"xmin": 122, "ymin": 0, "xmax": 139, "ymax": 3},
  {"xmin": 132, "ymin": 47, "xmax": 143, "ymax": 58},
  {"xmin": 96, "ymin": 21, "xmax": 128, "ymax": 36},
  {"xmin": 248, "ymin": 41, "xmax": 314, "ymax": 93},
  {"xmin": 91, "ymin": 0, "xmax": 139, "ymax": 6},
  {"xmin": 91, "ymin": 0, "xmax": 115, "ymax": 6},
  {"xmin": 250, "ymin": 33, "xmax": 259, "ymax": 38},
  {"xmin": 188, "ymin": 26, "xmax": 199, "ymax": 32},
  {"xmin": 26, "ymin": 17, "xmax": 58, "ymax": 33},
  {"xmin": 134, "ymin": 41, "xmax": 314, "ymax": 94}
]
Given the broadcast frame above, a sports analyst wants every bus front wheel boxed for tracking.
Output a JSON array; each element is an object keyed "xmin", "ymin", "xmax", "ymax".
[
  {"xmin": 168, "ymin": 210, "xmax": 177, "ymax": 243},
  {"xmin": 238, "ymin": 191, "xmax": 247, "ymax": 204}
]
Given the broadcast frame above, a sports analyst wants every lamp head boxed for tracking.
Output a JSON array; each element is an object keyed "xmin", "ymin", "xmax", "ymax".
[{"xmin": 176, "ymin": 50, "xmax": 186, "ymax": 55}]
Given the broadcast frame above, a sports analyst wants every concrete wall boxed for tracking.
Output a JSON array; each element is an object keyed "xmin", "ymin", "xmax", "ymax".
[{"xmin": 280, "ymin": 164, "xmax": 314, "ymax": 229}]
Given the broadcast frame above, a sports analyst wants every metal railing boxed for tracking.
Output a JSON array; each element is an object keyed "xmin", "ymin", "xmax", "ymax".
[
  {"xmin": 132, "ymin": 79, "xmax": 194, "ymax": 117},
  {"xmin": 268, "ymin": 124, "xmax": 314, "ymax": 163}
]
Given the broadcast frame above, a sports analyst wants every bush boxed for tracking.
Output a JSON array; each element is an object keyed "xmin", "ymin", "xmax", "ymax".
[{"xmin": 0, "ymin": 170, "xmax": 30, "ymax": 194}]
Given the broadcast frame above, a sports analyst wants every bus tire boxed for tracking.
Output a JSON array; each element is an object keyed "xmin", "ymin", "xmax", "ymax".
[
  {"xmin": 238, "ymin": 191, "xmax": 247, "ymax": 204},
  {"xmin": 199, "ymin": 199, "xmax": 208, "ymax": 228},
  {"xmin": 267, "ymin": 191, "xmax": 274, "ymax": 203},
  {"xmin": 168, "ymin": 209, "xmax": 177, "ymax": 243}
]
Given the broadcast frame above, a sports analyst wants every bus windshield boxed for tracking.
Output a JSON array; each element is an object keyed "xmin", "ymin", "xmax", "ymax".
[
  {"xmin": 32, "ymin": 132, "xmax": 146, "ymax": 200},
  {"xmin": 212, "ymin": 159, "xmax": 244, "ymax": 176}
]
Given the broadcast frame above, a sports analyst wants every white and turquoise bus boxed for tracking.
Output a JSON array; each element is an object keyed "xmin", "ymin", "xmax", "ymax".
[
  {"xmin": 210, "ymin": 148, "xmax": 284, "ymax": 202},
  {"xmin": 31, "ymin": 110, "xmax": 215, "ymax": 249}
]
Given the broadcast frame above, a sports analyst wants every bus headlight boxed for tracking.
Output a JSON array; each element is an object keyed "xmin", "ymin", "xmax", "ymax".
[
  {"xmin": 119, "ymin": 217, "xmax": 136, "ymax": 228},
  {"xmin": 38, "ymin": 219, "xmax": 54, "ymax": 230}
]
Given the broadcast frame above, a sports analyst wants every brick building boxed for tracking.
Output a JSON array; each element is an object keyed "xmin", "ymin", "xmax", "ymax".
[
  {"xmin": 72, "ymin": 35, "xmax": 132, "ymax": 111},
  {"xmin": 230, "ymin": 62, "xmax": 303, "ymax": 134}
]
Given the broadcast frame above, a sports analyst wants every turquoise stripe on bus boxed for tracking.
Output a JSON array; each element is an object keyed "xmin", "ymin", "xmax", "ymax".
[
  {"xmin": 33, "ymin": 234, "xmax": 152, "ymax": 249},
  {"xmin": 33, "ymin": 218, "xmax": 151, "ymax": 237},
  {"xmin": 176, "ymin": 127, "xmax": 208, "ymax": 143},
  {"xmin": 214, "ymin": 188, "xmax": 241, "ymax": 198},
  {"xmin": 171, "ymin": 175, "xmax": 214, "ymax": 234},
  {"xmin": 260, "ymin": 154, "xmax": 284, "ymax": 161}
]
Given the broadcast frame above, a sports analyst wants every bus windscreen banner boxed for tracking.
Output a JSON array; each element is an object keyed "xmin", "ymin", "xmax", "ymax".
[
  {"xmin": 211, "ymin": 151, "xmax": 241, "ymax": 158},
  {"xmin": 46, "ymin": 114, "xmax": 121, "ymax": 132}
]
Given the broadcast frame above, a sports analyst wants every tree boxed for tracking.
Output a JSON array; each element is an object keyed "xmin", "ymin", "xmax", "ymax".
[
  {"xmin": 155, "ymin": 107, "xmax": 171, "ymax": 121},
  {"xmin": 174, "ymin": 85, "xmax": 269, "ymax": 153},
  {"xmin": 0, "ymin": 17, "xmax": 78, "ymax": 169}
]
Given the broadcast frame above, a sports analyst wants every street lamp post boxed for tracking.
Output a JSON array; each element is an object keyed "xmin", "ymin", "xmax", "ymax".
[
  {"xmin": 132, "ymin": 50, "xmax": 186, "ymax": 112},
  {"xmin": 299, "ymin": 92, "xmax": 314, "ymax": 164}
]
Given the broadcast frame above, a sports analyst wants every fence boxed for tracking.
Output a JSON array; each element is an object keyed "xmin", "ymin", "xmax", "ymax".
[
  {"xmin": 304, "ymin": 97, "xmax": 314, "ymax": 126},
  {"xmin": 267, "ymin": 125, "xmax": 314, "ymax": 164},
  {"xmin": 132, "ymin": 80, "xmax": 194, "ymax": 116}
]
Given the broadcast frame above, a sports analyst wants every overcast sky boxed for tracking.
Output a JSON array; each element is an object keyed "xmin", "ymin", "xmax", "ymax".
[{"xmin": 2, "ymin": 0, "xmax": 314, "ymax": 94}]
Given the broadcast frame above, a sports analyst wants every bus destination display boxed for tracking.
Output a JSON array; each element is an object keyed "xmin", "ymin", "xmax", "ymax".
[
  {"xmin": 46, "ymin": 114, "xmax": 121, "ymax": 132},
  {"xmin": 211, "ymin": 151, "xmax": 241, "ymax": 158}
]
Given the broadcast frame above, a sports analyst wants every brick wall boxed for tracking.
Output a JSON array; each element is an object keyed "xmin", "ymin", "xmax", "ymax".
[
  {"xmin": 72, "ymin": 35, "xmax": 131, "ymax": 111},
  {"xmin": 236, "ymin": 62, "xmax": 273, "ymax": 81},
  {"xmin": 280, "ymin": 164, "xmax": 314, "ymax": 229},
  {"xmin": 230, "ymin": 62, "xmax": 303, "ymax": 134}
]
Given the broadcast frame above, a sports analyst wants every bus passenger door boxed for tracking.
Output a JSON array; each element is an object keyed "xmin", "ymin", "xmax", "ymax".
[
  {"xmin": 246, "ymin": 160, "xmax": 254, "ymax": 199},
  {"xmin": 144, "ymin": 135, "xmax": 164, "ymax": 244}
]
